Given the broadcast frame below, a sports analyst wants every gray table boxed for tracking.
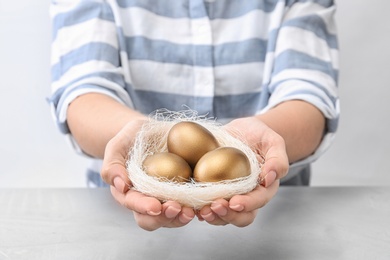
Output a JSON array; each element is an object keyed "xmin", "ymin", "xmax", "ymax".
[{"xmin": 0, "ymin": 187, "xmax": 389, "ymax": 260}]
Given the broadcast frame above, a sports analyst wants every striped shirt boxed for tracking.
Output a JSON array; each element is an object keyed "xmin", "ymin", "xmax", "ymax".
[{"xmin": 49, "ymin": 0, "xmax": 340, "ymax": 181}]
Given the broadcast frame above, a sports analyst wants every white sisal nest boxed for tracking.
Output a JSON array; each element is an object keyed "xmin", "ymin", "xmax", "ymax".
[{"xmin": 126, "ymin": 110, "xmax": 262, "ymax": 209}]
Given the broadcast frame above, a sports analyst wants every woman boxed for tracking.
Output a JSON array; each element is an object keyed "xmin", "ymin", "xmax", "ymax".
[{"xmin": 49, "ymin": 0, "xmax": 339, "ymax": 230}]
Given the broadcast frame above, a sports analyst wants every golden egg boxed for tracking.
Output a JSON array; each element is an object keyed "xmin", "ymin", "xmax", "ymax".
[
  {"xmin": 193, "ymin": 147, "xmax": 251, "ymax": 182},
  {"xmin": 167, "ymin": 121, "xmax": 219, "ymax": 169},
  {"xmin": 143, "ymin": 152, "xmax": 192, "ymax": 183}
]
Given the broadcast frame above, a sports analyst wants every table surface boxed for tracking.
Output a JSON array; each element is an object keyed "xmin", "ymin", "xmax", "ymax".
[{"xmin": 0, "ymin": 187, "xmax": 389, "ymax": 260}]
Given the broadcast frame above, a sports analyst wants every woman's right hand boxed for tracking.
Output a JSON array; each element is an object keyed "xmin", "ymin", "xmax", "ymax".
[{"xmin": 100, "ymin": 120, "xmax": 195, "ymax": 231}]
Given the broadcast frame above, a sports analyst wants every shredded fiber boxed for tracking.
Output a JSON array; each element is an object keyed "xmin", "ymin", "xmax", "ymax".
[{"xmin": 126, "ymin": 110, "xmax": 261, "ymax": 209}]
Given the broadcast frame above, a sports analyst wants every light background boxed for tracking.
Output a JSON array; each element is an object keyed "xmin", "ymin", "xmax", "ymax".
[{"xmin": 1, "ymin": 0, "xmax": 389, "ymax": 187}]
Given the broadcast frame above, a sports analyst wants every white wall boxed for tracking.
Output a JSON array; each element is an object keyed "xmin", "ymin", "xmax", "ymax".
[
  {"xmin": 0, "ymin": 0, "xmax": 389, "ymax": 187},
  {"xmin": 311, "ymin": 0, "xmax": 390, "ymax": 186},
  {"xmin": 0, "ymin": 1, "xmax": 89, "ymax": 187}
]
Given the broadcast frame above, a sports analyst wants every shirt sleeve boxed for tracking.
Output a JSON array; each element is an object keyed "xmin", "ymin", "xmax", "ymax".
[
  {"xmin": 49, "ymin": 0, "xmax": 132, "ymax": 155},
  {"xmin": 260, "ymin": 0, "xmax": 340, "ymax": 167}
]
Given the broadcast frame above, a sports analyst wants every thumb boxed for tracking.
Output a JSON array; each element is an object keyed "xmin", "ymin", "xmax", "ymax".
[{"xmin": 259, "ymin": 148, "xmax": 289, "ymax": 188}]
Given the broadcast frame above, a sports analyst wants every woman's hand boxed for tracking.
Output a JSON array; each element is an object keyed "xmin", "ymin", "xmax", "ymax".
[
  {"xmin": 101, "ymin": 115, "xmax": 291, "ymax": 229},
  {"xmin": 197, "ymin": 116, "xmax": 289, "ymax": 226},
  {"xmin": 100, "ymin": 120, "xmax": 195, "ymax": 231}
]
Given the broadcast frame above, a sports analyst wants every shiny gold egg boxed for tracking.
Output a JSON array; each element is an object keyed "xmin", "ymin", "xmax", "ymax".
[
  {"xmin": 167, "ymin": 121, "xmax": 219, "ymax": 169},
  {"xmin": 193, "ymin": 147, "xmax": 251, "ymax": 182},
  {"xmin": 143, "ymin": 152, "xmax": 192, "ymax": 183}
]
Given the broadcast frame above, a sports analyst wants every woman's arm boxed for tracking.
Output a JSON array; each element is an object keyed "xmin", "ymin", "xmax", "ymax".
[
  {"xmin": 67, "ymin": 93, "xmax": 146, "ymax": 158},
  {"xmin": 257, "ymin": 100, "xmax": 325, "ymax": 164}
]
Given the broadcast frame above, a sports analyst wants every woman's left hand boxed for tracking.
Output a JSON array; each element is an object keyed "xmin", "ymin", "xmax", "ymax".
[{"xmin": 197, "ymin": 116, "xmax": 289, "ymax": 226}]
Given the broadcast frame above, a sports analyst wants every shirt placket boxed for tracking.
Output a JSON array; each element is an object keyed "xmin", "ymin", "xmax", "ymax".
[{"xmin": 189, "ymin": 0, "xmax": 215, "ymax": 114}]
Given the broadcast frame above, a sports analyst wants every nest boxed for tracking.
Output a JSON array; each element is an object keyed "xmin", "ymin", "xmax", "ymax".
[{"xmin": 126, "ymin": 110, "xmax": 261, "ymax": 209}]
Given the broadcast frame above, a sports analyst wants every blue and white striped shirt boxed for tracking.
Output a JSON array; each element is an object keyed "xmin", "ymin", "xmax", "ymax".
[{"xmin": 49, "ymin": 0, "xmax": 339, "ymax": 180}]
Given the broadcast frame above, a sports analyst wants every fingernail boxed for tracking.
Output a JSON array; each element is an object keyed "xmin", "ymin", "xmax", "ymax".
[
  {"xmin": 196, "ymin": 212, "xmax": 205, "ymax": 221},
  {"xmin": 113, "ymin": 177, "xmax": 126, "ymax": 193},
  {"xmin": 197, "ymin": 215, "xmax": 205, "ymax": 221},
  {"xmin": 179, "ymin": 213, "xmax": 193, "ymax": 224},
  {"xmin": 165, "ymin": 206, "xmax": 181, "ymax": 218},
  {"xmin": 201, "ymin": 212, "xmax": 215, "ymax": 222},
  {"xmin": 147, "ymin": 210, "xmax": 162, "ymax": 216},
  {"xmin": 262, "ymin": 171, "xmax": 277, "ymax": 187},
  {"xmin": 211, "ymin": 203, "xmax": 228, "ymax": 216},
  {"xmin": 229, "ymin": 204, "xmax": 244, "ymax": 212}
]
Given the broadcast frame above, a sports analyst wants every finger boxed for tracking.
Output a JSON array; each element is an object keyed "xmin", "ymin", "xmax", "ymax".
[
  {"xmin": 199, "ymin": 204, "xmax": 226, "ymax": 226},
  {"xmin": 162, "ymin": 202, "xmax": 195, "ymax": 227},
  {"xmin": 101, "ymin": 141, "xmax": 131, "ymax": 192},
  {"xmin": 200, "ymin": 200, "xmax": 256, "ymax": 227},
  {"xmin": 201, "ymin": 181, "xmax": 279, "ymax": 227},
  {"xmin": 123, "ymin": 188, "xmax": 163, "ymax": 216},
  {"xmin": 101, "ymin": 138, "xmax": 131, "ymax": 181},
  {"xmin": 133, "ymin": 212, "xmax": 190, "ymax": 231},
  {"xmin": 261, "ymin": 157, "xmax": 288, "ymax": 187},
  {"xmin": 162, "ymin": 201, "xmax": 182, "ymax": 219},
  {"xmin": 111, "ymin": 186, "xmax": 162, "ymax": 218},
  {"xmin": 133, "ymin": 203, "xmax": 195, "ymax": 231},
  {"xmin": 114, "ymin": 188, "xmax": 191, "ymax": 231},
  {"xmin": 101, "ymin": 121, "xmax": 144, "ymax": 191},
  {"xmin": 102, "ymin": 164, "xmax": 131, "ymax": 193},
  {"xmin": 161, "ymin": 202, "xmax": 195, "ymax": 224},
  {"xmin": 179, "ymin": 206, "xmax": 196, "ymax": 224},
  {"xmin": 228, "ymin": 180, "xmax": 280, "ymax": 212},
  {"xmin": 133, "ymin": 211, "xmax": 164, "ymax": 231},
  {"xmin": 214, "ymin": 210, "xmax": 258, "ymax": 227},
  {"xmin": 110, "ymin": 185, "xmax": 165, "ymax": 231},
  {"xmin": 211, "ymin": 199, "xmax": 258, "ymax": 227},
  {"xmin": 110, "ymin": 185, "xmax": 126, "ymax": 206},
  {"xmin": 259, "ymin": 140, "xmax": 289, "ymax": 187}
]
